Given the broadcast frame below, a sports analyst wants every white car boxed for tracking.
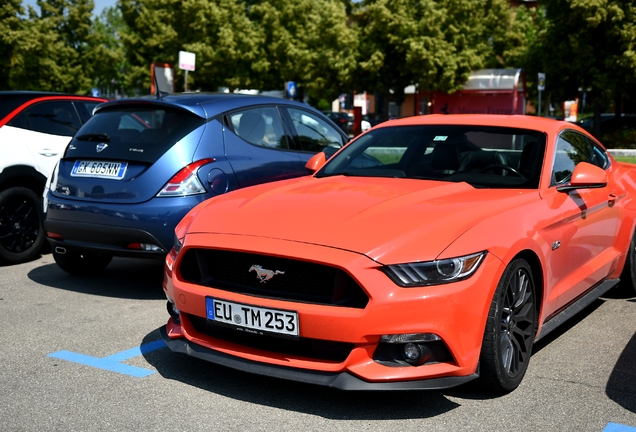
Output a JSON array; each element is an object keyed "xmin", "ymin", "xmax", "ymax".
[{"xmin": 0, "ymin": 92, "xmax": 106, "ymax": 264}]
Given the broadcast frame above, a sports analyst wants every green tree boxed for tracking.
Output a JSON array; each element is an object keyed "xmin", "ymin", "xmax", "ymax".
[
  {"xmin": 0, "ymin": 0, "xmax": 24, "ymax": 90},
  {"xmin": 90, "ymin": 6, "xmax": 130, "ymax": 97},
  {"xmin": 119, "ymin": 0, "xmax": 262, "ymax": 93},
  {"xmin": 530, "ymin": 0, "xmax": 636, "ymax": 133},
  {"xmin": 9, "ymin": 0, "xmax": 95, "ymax": 93},
  {"xmin": 247, "ymin": 0, "xmax": 358, "ymax": 101},
  {"xmin": 353, "ymin": 0, "xmax": 520, "ymax": 117}
]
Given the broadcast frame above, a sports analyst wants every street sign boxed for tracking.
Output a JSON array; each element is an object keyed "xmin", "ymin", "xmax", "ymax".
[
  {"xmin": 286, "ymin": 81, "xmax": 297, "ymax": 99},
  {"xmin": 179, "ymin": 51, "xmax": 196, "ymax": 71},
  {"xmin": 538, "ymin": 72, "xmax": 545, "ymax": 91}
]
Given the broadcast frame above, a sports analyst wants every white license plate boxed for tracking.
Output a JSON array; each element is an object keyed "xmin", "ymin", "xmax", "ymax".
[
  {"xmin": 206, "ymin": 297, "xmax": 299, "ymax": 339},
  {"xmin": 71, "ymin": 160, "xmax": 127, "ymax": 180}
]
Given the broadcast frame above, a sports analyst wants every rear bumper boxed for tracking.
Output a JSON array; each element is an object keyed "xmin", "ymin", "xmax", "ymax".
[
  {"xmin": 44, "ymin": 218, "xmax": 167, "ymax": 258},
  {"xmin": 160, "ymin": 326, "xmax": 479, "ymax": 391},
  {"xmin": 43, "ymin": 192, "xmax": 207, "ymax": 257}
]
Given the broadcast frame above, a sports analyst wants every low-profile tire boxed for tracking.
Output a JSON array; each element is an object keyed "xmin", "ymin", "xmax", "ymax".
[
  {"xmin": 619, "ymin": 229, "xmax": 636, "ymax": 296},
  {"xmin": 479, "ymin": 258, "xmax": 536, "ymax": 393},
  {"xmin": 52, "ymin": 248, "xmax": 112, "ymax": 275},
  {"xmin": 0, "ymin": 186, "xmax": 45, "ymax": 264}
]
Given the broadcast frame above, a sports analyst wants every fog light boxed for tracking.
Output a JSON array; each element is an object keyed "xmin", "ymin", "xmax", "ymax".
[{"xmin": 403, "ymin": 343, "xmax": 421, "ymax": 361}]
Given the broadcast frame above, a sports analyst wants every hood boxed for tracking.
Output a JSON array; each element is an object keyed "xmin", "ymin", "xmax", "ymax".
[{"xmin": 188, "ymin": 176, "xmax": 540, "ymax": 263}]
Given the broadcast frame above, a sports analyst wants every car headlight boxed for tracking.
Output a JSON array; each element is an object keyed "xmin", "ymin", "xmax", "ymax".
[{"xmin": 382, "ymin": 251, "xmax": 486, "ymax": 287}]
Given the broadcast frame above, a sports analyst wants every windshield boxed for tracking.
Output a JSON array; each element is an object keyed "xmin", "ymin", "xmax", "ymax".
[{"xmin": 317, "ymin": 125, "xmax": 546, "ymax": 189}]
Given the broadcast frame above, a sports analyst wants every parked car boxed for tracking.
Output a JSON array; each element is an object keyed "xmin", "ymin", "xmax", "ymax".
[
  {"xmin": 322, "ymin": 111, "xmax": 352, "ymax": 135},
  {"xmin": 43, "ymin": 93, "xmax": 348, "ymax": 274},
  {"xmin": 0, "ymin": 91, "xmax": 107, "ymax": 264},
  {"xmin": 161, "ymin": 114, "xmax": 636, "ymax": 393},
  {"xmin": 578, "ymin": 113, "xmax": 636, "ymax": 132}
]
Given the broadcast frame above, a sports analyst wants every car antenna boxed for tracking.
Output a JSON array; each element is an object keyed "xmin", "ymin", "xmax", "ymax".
[{"xmin": 153, "ymin": 64, "xmax": 168, "ymax": 100}]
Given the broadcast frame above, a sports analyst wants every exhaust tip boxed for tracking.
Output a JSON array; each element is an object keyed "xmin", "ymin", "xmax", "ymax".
[{"xmin": 55, "ymin": 246, "xmax": 66, "ymax": 255}]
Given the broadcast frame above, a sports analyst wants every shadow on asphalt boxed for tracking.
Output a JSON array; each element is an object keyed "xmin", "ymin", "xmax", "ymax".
[
  {"xmin": 27, "ymin": 257, "xmax": 165, "ymax": 300},
  {"xmin": 606, "ymin": 330, "xmax": 636, "ymax": 413},
  {"xmin": 140, "ymin": 328, "xmax": 466, "ymax": 420}
]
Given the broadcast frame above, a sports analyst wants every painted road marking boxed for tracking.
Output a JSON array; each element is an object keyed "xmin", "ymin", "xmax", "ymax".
[
  {"xmin": 604, "ymin": 423, "xmax": 636, "ymax": 432},
  {"xmin": 48, "ymin": 339, "xmax": 166, "ymax": 378}
]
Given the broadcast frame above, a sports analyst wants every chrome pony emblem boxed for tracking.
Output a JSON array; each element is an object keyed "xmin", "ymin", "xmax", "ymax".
[
  {"xmin": 249, "ymin": 264, "xmax": 285, "ymax": 283},
  {"xmin": 96, "ymin": 143, "xmax": 108, "ymax": 153}
]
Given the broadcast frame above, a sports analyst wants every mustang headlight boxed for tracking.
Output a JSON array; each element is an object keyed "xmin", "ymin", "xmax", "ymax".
[{"xmin": 383, "ymin": 252, "xmax": 486, "ymax": 287}]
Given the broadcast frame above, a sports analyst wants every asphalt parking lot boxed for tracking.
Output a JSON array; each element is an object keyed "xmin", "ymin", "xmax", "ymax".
[{"xmin": 2, "ymin": 253, "xmax": 636, "ymax": 431}]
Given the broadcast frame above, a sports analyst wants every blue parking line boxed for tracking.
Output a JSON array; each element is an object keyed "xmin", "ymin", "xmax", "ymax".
[
  {"xmin": 604, "ymin": 423, "xmax": 636, "ymax": 432},
  {"xmin": 48, "ymin": 339, "xmax": 166, "ymax": 378}
]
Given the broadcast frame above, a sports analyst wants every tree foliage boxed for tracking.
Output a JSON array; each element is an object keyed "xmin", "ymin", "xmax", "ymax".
[
  {"xmin": 3, "ymin": 0, "xmax": 636, "ymax": 127},
  {"xmin": 352, "ymin": 0, "xmax": 522, "ymax": 103},
  {"xmin": 518, "ymin": 0, "xmax": 636, "ymax": 132}
]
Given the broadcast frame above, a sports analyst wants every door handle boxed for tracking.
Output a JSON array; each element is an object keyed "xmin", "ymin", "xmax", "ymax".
[
  {"xmin": 39, "ymin": 148, "xmax": 58, "ymax": 157},
  {"xmin": 609, "ymin": 192, "xmax": 617, "ymax": 207}
]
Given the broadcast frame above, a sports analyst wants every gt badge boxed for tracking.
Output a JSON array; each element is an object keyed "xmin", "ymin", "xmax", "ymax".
[
  {"xmin": 249, "ymin": 264, "xmax": 285, "ymax": 283},
  {"xmin": 96, "ymin": 143, "xmax": 108, "ymax": 153}
]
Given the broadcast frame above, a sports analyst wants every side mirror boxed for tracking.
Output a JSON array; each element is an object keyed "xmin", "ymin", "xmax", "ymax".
[
  {"xmin": 556, "ymin": 161, "xmax": 608, "ymax": 192},
  {"xmin": 305, "ymin": 152, "xmax": 327, "ymax": 174}
]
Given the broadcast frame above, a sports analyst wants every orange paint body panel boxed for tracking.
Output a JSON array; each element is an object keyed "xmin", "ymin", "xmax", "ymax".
[{"xmin": 162, "ymin": 114, "xmax": 636, "ymax": 391}]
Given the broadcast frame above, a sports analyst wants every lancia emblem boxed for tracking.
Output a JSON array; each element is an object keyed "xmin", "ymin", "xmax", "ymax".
[
  {"xmin": 96, "ymin": 143, "xmax": 108, "ymax": 153},
  {"xmin": 249, "ymin": 264, "xmax": 285, "ymax": 283}
]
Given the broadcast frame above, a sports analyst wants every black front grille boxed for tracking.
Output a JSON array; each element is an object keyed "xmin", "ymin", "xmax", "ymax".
[
  {"xmin": 179, "ymin": 249, "xmax": 369, "ymax": 308},
  {"xmin": 188, "ymin": 315, "xmax": 354, "ymax": 362}
]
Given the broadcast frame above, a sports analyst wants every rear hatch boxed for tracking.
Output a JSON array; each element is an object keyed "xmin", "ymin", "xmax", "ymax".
[{"xmin": 51, "ymin": 104, "xmax": 206, "ymax": 204}]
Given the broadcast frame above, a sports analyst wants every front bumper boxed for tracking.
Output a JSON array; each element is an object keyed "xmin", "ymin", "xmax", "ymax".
[
  {"xmin": 160, "ymin": 325, "xmax": 479, "ymax": 390},
  {"xmin": 163, "ymin": 233, "xmax": 505, "ymax": 388}
]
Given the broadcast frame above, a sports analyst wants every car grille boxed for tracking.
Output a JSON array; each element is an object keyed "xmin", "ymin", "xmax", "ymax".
[
  {"xmin": 188, "ymin": 315, "xmax": 354, "ymax": 362},
  {"xmin": 179, "ymin": 248, "xmax": 369, "ymax": 308}
]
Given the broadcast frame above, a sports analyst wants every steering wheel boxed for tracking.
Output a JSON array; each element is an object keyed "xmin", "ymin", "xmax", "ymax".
[{"xmin": 479, "ymin": 164, "xmax": 525, "ymax": 178}]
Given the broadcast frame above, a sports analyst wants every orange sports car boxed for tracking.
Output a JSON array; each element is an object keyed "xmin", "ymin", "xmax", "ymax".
[{"xmin": 161, "ymin": 114, "xmax": 636, "ymax": 393}]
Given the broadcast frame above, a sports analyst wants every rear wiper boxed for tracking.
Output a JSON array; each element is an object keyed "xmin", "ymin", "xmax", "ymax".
[{"xmin": 75, "ymin": 133, "xmax": 111, "ymax": 142}]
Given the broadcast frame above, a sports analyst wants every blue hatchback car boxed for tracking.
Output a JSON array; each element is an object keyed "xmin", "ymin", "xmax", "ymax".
[{"xmin": 43, "ymin": 93, "xmax": 348, "ymax": 274}]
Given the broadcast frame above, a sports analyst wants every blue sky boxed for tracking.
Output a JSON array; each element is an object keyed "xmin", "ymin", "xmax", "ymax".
[{"xmin": 21, "ymin": 0, "xmax": 117, "ymax": 16}]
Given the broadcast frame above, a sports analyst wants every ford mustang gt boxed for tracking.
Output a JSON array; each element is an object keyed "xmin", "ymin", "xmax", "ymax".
[{"xmin": 161, "ymin": 114, "xmax": 636, "ymax": 393}]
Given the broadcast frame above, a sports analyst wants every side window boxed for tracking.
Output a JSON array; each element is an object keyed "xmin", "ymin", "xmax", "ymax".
[
  {"xmin": 286, "ymin": 107, "xmax": 345, "ymax": 152},
  {"xmin": 8, "ymin": 101, "xmax": 82, "ymax": 136},
  {"xmin": 74, "ymin": 101, "xmax": 102, "ymax": 123},
  {"xmin": 551, "ymin": 131, "xmax": 608, "ymax": 185},
  {"xmin": 227, "ymin": 107, "xmax": 289, "ymax": 149}
]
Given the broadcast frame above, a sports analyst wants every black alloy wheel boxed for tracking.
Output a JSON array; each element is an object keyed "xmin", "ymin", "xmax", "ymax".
[
  {"xmin": 0, "ymin": 187, "xmax": 45, "ymax": 264},
  {"xmin": 479, "ymin": 258, "xmax": 536, "ymax": 393}
]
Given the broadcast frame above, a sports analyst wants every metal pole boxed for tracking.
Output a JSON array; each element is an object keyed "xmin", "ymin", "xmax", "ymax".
[
  {"xmin": 185, "ymin": 70, "xmax": 189, "ymax": 92},
  {"xmin": 538, "ymin": 90, "xmax": 542, "ymax": 117}
]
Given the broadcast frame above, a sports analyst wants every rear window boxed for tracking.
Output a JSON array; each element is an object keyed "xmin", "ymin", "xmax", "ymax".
[{"xmin": 65, "ymin": 107, "xmax": 205, "ymax": 163}]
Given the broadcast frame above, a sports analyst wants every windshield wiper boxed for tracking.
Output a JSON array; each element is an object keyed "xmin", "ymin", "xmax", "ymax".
[{"xmin": 75, "ymin": 133, "xmax": 111, "ymax": 142}]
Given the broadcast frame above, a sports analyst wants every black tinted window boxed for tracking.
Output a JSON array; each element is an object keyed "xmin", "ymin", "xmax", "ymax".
[
  {"xmin": 286, "ymin": 107, "xmax": 345, "ymax": 151},
  {"xmin": 74, "ymin": 101, "xmax": 102, "ymax": 123},
  {"xmin": 227, "ymin": 107, "xmax": 289, "ymax": 149},
  {"xmin": 552, "ymin": 130, "xmax": 609, "ymax": 184},
  {"xmin": 66, "ymin": 106, "xmax": 206, "ymax": 163},
  {"xmin": 8, "ymin": 101, "xmax": 82, "ymax": 136},
  {"xmin": 318, "ymin": 125, "xmax": 545, "ymax": 189}
]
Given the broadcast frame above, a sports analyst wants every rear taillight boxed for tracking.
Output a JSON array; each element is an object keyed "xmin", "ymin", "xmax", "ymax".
[{"xmin": 157, "ymin": 158, "xmax": 214, "ymax": 197}]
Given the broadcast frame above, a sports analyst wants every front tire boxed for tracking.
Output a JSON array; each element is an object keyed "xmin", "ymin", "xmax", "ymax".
[
  {"xmin": 0, "ymin": 187, "xmax": 45, "ymax": 264},
  {"xmin": 479, "ymin": 258, "xmax": 536, "ymax": 393},
  {"xmin": 52, "ymin": 248, "xmax": 112, "ymax": 275}
]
